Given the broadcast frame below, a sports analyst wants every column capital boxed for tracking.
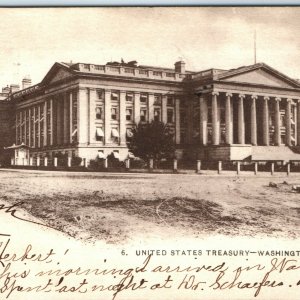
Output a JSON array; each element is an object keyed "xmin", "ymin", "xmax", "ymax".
[
  {"xmin": 297, "ymin": 99, "xmax": 300, "ymax": 104},
  {"xmin": 119, "ymin": 90, "xmax": 127, "ymax": 94},
  {"xmin": 238, "ymin": 94, "xmax": 245, "ymax": 99},
  {"xmin": 225, "ymin": 92, "xmax": 232, "ymax": 97},
  {"xmin": 263, "ymin": 96, "xmax": 270, "ymax": 101},
  {"xmin": 287, "ymin": 98, "xmax": 293, "ymax": 103},
  {"xmin": 104, "ymin": 89, "xmax": 111, "ymax": 94},
  {"xmin": 212, "ymin": 91, "xmax": 219, "ymax": 96},
  {"xmin": 275, "ymin": 97, "xmax": 281, "ymax": 102},
  {"xmin": 133, "ymin": 91, "xmax": 140, "ymax": 95},
  {"xmin": 251, "ymin": 94, "xmax": 258, "ymax": 100}
]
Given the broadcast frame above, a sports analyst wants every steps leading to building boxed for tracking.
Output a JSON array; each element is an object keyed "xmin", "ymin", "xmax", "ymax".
[{"xmin": 252, "ymin": 146, "xmax": 300, "ymax": 161}]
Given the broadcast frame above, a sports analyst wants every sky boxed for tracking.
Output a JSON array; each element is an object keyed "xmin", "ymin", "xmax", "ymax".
[{"xmin": 0, "ymin": 7, "xmax": 299, "ymax": 88}]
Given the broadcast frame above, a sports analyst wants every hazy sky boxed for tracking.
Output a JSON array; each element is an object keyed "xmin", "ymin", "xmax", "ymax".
[{"xmin": 0, "ymin": 7, "xmax": 299, "ymax": 87}]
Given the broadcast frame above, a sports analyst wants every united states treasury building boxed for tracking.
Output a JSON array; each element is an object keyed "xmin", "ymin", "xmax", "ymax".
[{"xmin": 2, "ymin": 59, "xmax": 300, "ymax": 166}]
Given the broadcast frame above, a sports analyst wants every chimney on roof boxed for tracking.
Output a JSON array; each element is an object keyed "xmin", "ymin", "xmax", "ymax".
[
  {"xmin": 2, "ymin": 86, "xmax": 10, "ymax": 94},
  {"xmin": 22, "ymin": 76, "xmax": 32, "ymax": 90},
  {"xmin": 10, "ymin": 84, "xmax": 20, "ymax": 93},
  {"xmin": 175, "ymin": 60, "xmax": 185, "ymax": 74}
]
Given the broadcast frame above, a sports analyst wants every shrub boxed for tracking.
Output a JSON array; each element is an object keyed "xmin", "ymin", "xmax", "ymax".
[{"xmin": 71, "ymin": 156, "xmax": 82, "ymax": 167}]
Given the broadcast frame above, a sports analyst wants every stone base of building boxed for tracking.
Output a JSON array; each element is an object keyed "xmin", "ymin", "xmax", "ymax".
[{"xmin": 178, "ymin": 145, "xmax": 300, "ymax": 162}]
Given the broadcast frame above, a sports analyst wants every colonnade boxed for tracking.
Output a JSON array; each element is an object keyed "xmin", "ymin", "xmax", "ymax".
[
  {"xmin": 16, "ymin": 91, "xmax": 77, "ymax": 148},
  {"xmin": 198, "ymin": 91, "xmax": 300, "ymax": 146},
  {"xmin": 15, "ymin": 88, "xmax": 178, "ymax": 148}
]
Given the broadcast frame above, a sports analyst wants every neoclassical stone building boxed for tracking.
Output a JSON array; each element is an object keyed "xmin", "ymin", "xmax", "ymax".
[{"xmin": 4, "ymin": 60, "xmax": 300, "ymax": 165}]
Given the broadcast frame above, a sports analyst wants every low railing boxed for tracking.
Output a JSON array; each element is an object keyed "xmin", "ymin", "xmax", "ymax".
[
  {"xmin": 74, "ymin": 63, "xmax": 189, "ymax": 81},
  {"xmin": 8, "ymin": 157, "xmax": 300, "ymax": 175}
]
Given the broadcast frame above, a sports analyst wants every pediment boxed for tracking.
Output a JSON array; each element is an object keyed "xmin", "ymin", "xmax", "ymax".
[
  {"xmin": 41, "ymin": 63, "xmax": 74, "ymax": 85},
  {"xmin": 49, "ymin": 68, "xmax": 73, "ymax": 83},
  {"xmin": 220, "ymin": 68, "xmax": 299, "ymax": 89}
]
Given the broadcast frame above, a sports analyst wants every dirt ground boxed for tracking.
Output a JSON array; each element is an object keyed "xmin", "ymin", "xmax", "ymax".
[{"xmin": 1, "ymin": 169, "xmax": 300, "ymax": 244}]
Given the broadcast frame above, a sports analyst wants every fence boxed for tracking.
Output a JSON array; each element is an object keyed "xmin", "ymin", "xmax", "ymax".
[{"xmin": 8, "ymin": 157, "xmax": 300, "ymax": 175}]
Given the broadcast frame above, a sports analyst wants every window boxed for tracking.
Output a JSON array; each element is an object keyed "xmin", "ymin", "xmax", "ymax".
[
  {"xmin": 180, "ymin": 100, "xmax": 187, "ymax": 108},
  {"xmin": 126, "ymin": 108, "xmax": 133, "ymax": 121},
  {"xmin": 111, "ymin": 107, "xmax": 118, "ymax": 120},
  {"xmin": 111, "ymin": 91, "xmax": 119, "ymax": 101},
  {"xmin": 207, "ymin": 106, "xmax": 212, "ymax": 123},
  {"xmin": 154, "ymin": 108, "xmax": 161, "ymax": 122},
  {"xmin": 280, "ymin": 112, "xmax": 285, "ymax": 127},
  {"xmin": 96, "ymin": 128, "xmax": 104, "ymax": 142},
  {"xmin": 140, "ymin": 94, "xmax": 147, "ymax": 104},
  {"xmin": 96, "ymin": 89, "xmax": 104, "ymax": 100},
  {"xmin": 180, "ymin": 111, "xmax": 186, "ymax": 125},
  {"xmin": 126, "ymin": 92, "xmax": 133, "ymax": 102},
  {"xmin": 153, "ymin": 71, "xmax": 162, "ymax": 76},
  {"xmin": 98, "ymin": 150, "xmax": 105, "ymax": 159},
  {"xmin": 96, "ymin": 106, "xmax": 103, "ymax": 120},
  {"xmin": 167, "ymin": 109, "xmax": 174, "ymax": 123},
  {"xmin": 180, "ymin": 131, "xmax": 185, "ymax": 144},
  {"xmin": 113, "ymin": 150, "xmax": 120, "ymax": 159},
  {"xmin": 111, "ymin": 128, "xmax": 119, "ymax": 143},
  {"xmin": 126, "ymin": 128, "xmax": 133, "ymax": 141},
  {"xmin": 140, "ymin": 109, "xmax": 147, "ymax": 122},
  {"xmin": 167, "ymin": 96, "xmax": 174, "ymax": 106},
  {"xmin": 154, "ymin": 95, "xmax": 161, "ymax": 105},
  {"xmin": 220, "ymin": 107, "xmax": 225, "ymax": 124}
]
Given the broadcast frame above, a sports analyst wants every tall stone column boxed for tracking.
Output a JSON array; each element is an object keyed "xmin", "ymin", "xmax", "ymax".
[
  {"xmin": 175, "ymin": 97, "xmax": 180, "ymax": 144},
  {"xmin": 238, "ymin": 94, "xmax": 245, "ymax": 144},
  {"xmin": 24, "ymin": 111, "xmax": 27, "ymax": 145},
  {"xmin": 89, "ymin": 89, "xmax": 96, "ymax": 144},
  {"xmin": 33, "ymin": 108, "xmax": 36, "ymax": 148},
  {"xmin": 187, "ymin": 97, "xmax": 193, "ymax": 144},
  {"xmin": 63, "ymin": 93, "xmax": 69, "ymax": 144},
  {"xmin": 19, "ymin": 112, "xmax": 22, "ymax": 144},
  {"xmin": 56, "ymin": 98, "xmax": 62, "ymax": 145},
  {"xmin": 15, "ymin": 114, "xmax": 18, "ymax": 145},
  {"xmin": 44, "ymin": 101, "xmax": 47, "ymax": 147},
  {"xmin": 119, "ymin": 91, "xmax": 126, "ymax": 145},
  {"xmin": 225, "ymin": 93, "xmax": 232, "ymax": 144},
  {"xmin": 104, "ymin": 89, "xmax": 111, "ymax": 144},
  {"xmin": 251, "ymin": 95, "xmax": 257, "ymax": 145},
  {"xmin": 28, "ymin": 109, "xmax": 31, "ymax": 147},
  {"xmin": 69, "ymin": 93, "xmax": 73, "ymax": 144},
  {"xmin": 212, "ymin": 91, "xmax": 219, "ymax": 145},
  {"xmin": 162, "ymin": 95, "xmax": 167, "ymax": 123},
  {"xmin": 286, "ymin": 98, "xmax": 292, "ymax": 146},
  {"xmin": 199, "ymin": 94, "xmax": 208, "ymax": 145},
  {"xmin": 38, "ymin": 105, "xmax": 41, "ymax": 148},
  {"xmin": 50, "ymin": 99, "xmax": 54, "ymax": 146},
  {"xmin": 148, "ymin": 93, "xmax": 154, "ymax": 121},
  {"xmin": 274, "ymin": 97, "xmax": 281, "ymax": 146},
  {"xmin": 134, "ymin": 92, "xmax": 140, "ymax": 124},
  {"xmin": 297, "ymin": 100, "xmax": 300, "ymax": 146},
  {"xmin": 263, "ymin": 96, "xmax": 270, "ymax": 146},
  {"xmin": 78, "ymin": 88, "xmax": 89, "ymax": 144}
]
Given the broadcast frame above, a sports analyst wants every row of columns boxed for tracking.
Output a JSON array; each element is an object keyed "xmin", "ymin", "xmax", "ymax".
[
  {"xmin": 199, "ymin": 92, "xmax": 300, "ymax": 146},
  {"xmin": 16, "ymin": 92, "xmax": 75, "ymax": 149},
  {"xmin": 81, "ymin": 89, "xmax": 176, "ymax": 146},
  {"xmin": 16, "ymin": 88, "xmax": 179, "ymax": 148}
]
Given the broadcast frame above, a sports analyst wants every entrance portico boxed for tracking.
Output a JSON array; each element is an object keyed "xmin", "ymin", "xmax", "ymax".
[
  {"xmin": 193, "ymin": 63, "xmax": 300, "ymax": 161},
  {"xmin": 197, "ymin": 91, "xmax": 299, "ymax": 148}
]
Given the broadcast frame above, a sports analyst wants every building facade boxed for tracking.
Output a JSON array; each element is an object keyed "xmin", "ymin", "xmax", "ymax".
[{"xmin": 3, "ymin": 60, "xmax": 300, "ymax": 165}]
